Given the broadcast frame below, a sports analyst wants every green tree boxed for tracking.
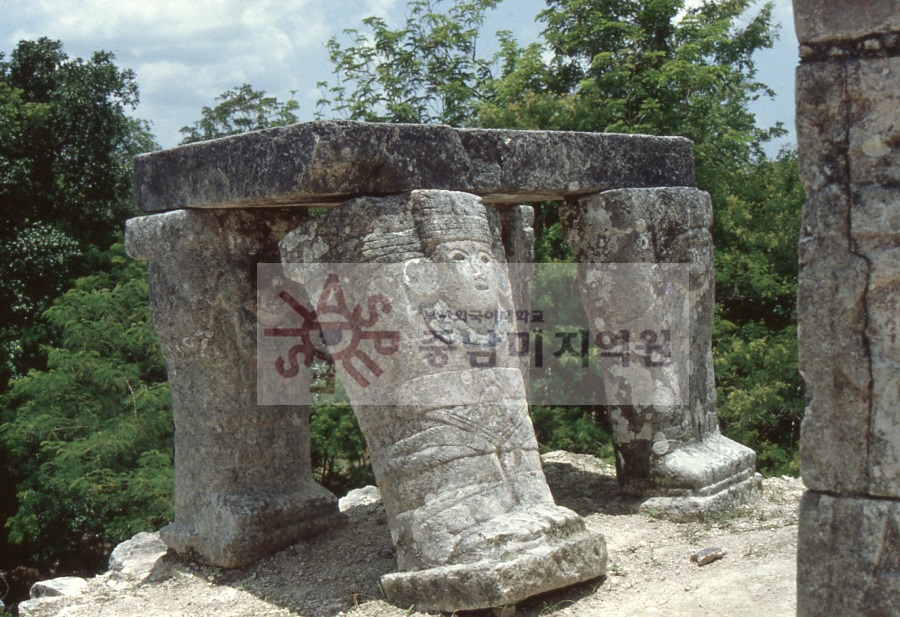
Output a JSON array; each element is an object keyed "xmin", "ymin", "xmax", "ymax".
[
  {"xmin": 713, "ymin": 150, "xmax": 804, "ymax": 475},
  {"xmin": 318, "ymin": 0, "xmax": 803, "ymax": 475},
  {"xmin": 309, "ymin": 403, "xmax": 373, "ymax": 493},
  {"xmin": 0, "ymin": 38, "xmax": 157, "ymax": 383},
  {"xmin": 478, "ymin": 0, "xmax": 786, "ymax": 258},
  {"xmin": 0, "ymin": 244, "xmax": 172, "ymax": 572},
  {"xmin": 0, "ymin": 38, "xmax": 157, "ymax": 589},
  {"xmin": 317, "ymin": 0, "xmax": 501, "ymax": 125},
  {"xmin": 179, "ymin": 83, "xmax": 299, "ymax": 144}
]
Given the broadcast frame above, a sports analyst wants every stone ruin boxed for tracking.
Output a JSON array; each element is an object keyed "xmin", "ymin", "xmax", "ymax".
[
  {"xmin": 125, "ymin": 121, "xmax": 761, "ymax": 611},
  {"xmin": 793, "ymin": 1, "xmax": 900, "ymax": 615}
]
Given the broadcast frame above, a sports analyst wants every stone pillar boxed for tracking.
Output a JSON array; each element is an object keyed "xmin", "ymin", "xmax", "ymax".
[
  {"xmin": 496, "ymin": 204, "xmax": 535, "ymax": 379},
  {"xmin": 560, "ymin": 187, "xmax": 760, "ymax": 519},
  {"xmin": 279, "ymin": 190, "xmax": 606, "ymax": 612},
  {"xmin": 793, "ymin": 1, "xmax": 900, "ymax": 614},
  {"xmin": 125, "ymin": 209, "xmax": 343, "ymax": 568}
]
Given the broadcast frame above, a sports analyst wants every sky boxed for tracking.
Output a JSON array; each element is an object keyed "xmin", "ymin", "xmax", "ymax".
[{"xmin": 1, "ymin": 0, "xmax": 798, "ymax": 153}]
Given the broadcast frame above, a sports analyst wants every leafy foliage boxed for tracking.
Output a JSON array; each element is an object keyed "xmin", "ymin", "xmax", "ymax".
[
  {"xmin": 0, "ymin": 38, "xmax": 154, "ymax": 248},
  {"xmin": 179, "ymin": 84, "xmax": 299, "ymax": 144},
  {"xmin": 309, "ymin": 403, "xmax": 374, "ymax": 494},
  {"xmin": 713, "ymin": 151, "xmax": 804, "ymax": 475},
  {"xmin": 531, "ymin": 405, "xmax": 614, "ymax": 461},
  {"xmin": 0, "ymin": 38, "xmax": 157, "ymax": 383},
  {"xmin": 0, "ymin": 244, "xmax": 172, "ymax": 571},
  {"xmin": 317, "ymin": 0, "xmax": 501, "ymax": 125}
]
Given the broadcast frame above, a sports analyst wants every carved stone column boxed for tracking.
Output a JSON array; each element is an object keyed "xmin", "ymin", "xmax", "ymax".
[
  {"xmin": 125, "ymin": 209, "xmax": 343, "ymax": 568},
  {"xmin": 279, "ymin": 190, "xmax": 606, "ymax": 612},
  {"xmin": 560, "ymin": 187, "xmax": 760, "ymax": 519}
]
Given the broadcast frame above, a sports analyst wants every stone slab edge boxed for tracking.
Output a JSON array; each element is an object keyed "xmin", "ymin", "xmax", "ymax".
[
  {"xmin": 639, "ymin": 472, "xmax": 763, "ymax": 522},
  {"xmin": 134, "ymin": 121, "xmax": 694, "ymax": 212},
  {"xmin": 793, "ymin": 0, "xmax": 900, "ymax": 46},
  {"xmin": 380, "ymin": 527, "xmax": 607, "ymax": 612}
]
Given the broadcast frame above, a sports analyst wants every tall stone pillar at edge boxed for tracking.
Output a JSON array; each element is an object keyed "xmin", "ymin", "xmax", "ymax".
[
  {"xmin": 792, "ymin": 1, "xmax": 900, "ymax": 615},
  {"xmin": 125, "ymin": 209, "xmax": 344, "ymax": 568},
  {"xmin": 560, "ymin": 187, "xmax": 762, "ymax": 519},
  {"xmin": 279, "ymin": 190, "xmax": 606, "ymax": 612}
]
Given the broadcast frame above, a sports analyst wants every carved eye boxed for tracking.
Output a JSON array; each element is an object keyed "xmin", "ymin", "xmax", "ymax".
[
  {"xmin": 450, "ymin": 251, "xmax": 466, "ymax": 261},
  {"xmin": 479, "ymin": 252, "xmax": 491, "ymax": 264}
]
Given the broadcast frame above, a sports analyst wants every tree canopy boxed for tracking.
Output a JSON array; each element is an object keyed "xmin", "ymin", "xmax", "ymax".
[
  {"xmin": 0, "ymin": 245, "xmax": 171, "ymax": 572},
  {"xmin": 179, "ymin": 83, "xmax": 299, "ymax": 144},
  {"xmin": 0, "ymin": 38, "xmax": 156, "ymax": 383},
  {"xmin": 0, "ymin": 37, "xmax": 158, "ymax": 595}
]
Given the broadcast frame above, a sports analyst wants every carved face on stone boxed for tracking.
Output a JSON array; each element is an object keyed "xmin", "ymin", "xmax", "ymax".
[{"xmin": 428, "ymin": 239, "xmax": 510, "ymax": 311}]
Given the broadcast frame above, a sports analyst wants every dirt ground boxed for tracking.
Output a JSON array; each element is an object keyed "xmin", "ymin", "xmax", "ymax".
[{"xmin": 19, "ymin": 451, "xmax": 801, "ymax": 617}]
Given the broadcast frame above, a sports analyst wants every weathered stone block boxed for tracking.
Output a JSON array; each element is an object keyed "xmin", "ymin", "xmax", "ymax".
[
  {"xmin": 797, "ymin": 55, "xmax": 900, "ymax": 498},
  {"xmin": 133, "ymin": 121, "xmax": 694, "ymax": 211},
  {"xmin": 108, "ymin": 532, "xmax": 168, "ymax": 583},
  {"xmin": 30, "ymin": 577, "xmax": 87, "ymax": 599},
  {"xmin": 797, "ymin": 229, "xmax": 872, "ymax": 493},
  {"xmin": 280, "ymin": 190, "xmax": 606, "ymax": 612},
  {"xmin": 795, "ymin": 62, "xmax": 849, "ymax": 205},
  {"xmin": 797, "ymin": 492, "xmax": 900, "ymax": 617},
  {"xmin": 125, "ymin": 209, "xmax": 344, "ymax": 568},
  {"xmin": 848, "ymin": 57, "xmax": 900, "ymax": 189},
  {"xmin": 560, "ymin": 187, "xmax": 760, "ymax": 517},
  {"xmin": 793, "ymin": 0, "xmax": 900, "ymax": 45},
  {"xmin": 858, "ymin": 188, "xmax": 900, "ymax": 501}
]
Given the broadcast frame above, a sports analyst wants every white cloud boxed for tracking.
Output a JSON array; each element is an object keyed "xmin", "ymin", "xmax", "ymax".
[
  {"xmin": 3, "ymin": 0, "xmax": 340, "ymax": 146},
  {"xmin": 13, "ymin": 0, "xmax": 322, "ymax": 45},
  {"xmin": 362, "ymin": 0, "xmax": 397, "ymax": 20},
  {"xmin": 1, "ymin": 0, "xmax": 797, "ymax": 151}
]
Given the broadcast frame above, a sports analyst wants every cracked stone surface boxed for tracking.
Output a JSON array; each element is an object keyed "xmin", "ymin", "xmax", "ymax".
[
  {"xmin": 797, "ymin": 493, "xmax": 900, "ymax": 616},
  {"xmin": 125, "ymin": 209, "xmax": 344, "ymax": 568},
  {"xmin": 133, "ymin": 121, "xmax": 694, "ymax": 211},
  {"xmin": 497, "ymin": 204, "xmax": 535, "ymax": 381},
  {"xmin": 560, "ymin": 187, "xmax": 760, "ymax": 518},
  {"xmin": 279, "ymin": 190, "xmax": 606, "ymax": 612},
  {"xmin": 797, "ymin": 55, "xmax": 900, "ymax": 499},
  {"xmin": 795, "ymin": 5, "xmax": 899, "ymax": 616}
]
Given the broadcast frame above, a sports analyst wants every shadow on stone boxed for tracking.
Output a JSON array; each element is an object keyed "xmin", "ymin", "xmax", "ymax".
[{"xmin": 453, "ymin": 575, "xmax": 608, "ymax": 617}]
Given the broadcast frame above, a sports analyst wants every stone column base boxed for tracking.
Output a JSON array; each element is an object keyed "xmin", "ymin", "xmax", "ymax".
[
  {"xmin": 638, "ymin": 433, "xmax": 762, "ymax": 521},
  {"xmin": 381, "ymin": 511, "xmax": 606, "ymax": 612},
  {"xmin": 160, "ymin": 482, "xmax": 345, "ymax": 568}
]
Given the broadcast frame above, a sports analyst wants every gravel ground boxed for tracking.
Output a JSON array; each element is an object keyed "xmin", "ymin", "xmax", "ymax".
[{"xmin": 19, "ymin": 451, "xmax": 802, "ymax": 617}]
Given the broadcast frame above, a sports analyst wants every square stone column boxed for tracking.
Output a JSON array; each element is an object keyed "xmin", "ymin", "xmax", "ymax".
[
  {"xmin": 793, "ymin": 1, "xmax": 900, "ymax": 614},
  {"xmin": 561, "ymin": 187, "xmax": 761, "ymax": 519},
  {"xmin": 125, "ymin": 209, "xmax": 344, "ymax": 568}
]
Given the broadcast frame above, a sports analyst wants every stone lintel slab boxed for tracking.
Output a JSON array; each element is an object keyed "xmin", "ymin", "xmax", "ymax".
[
  {"xmin": 793, "ymin": 0, "xmax": 900, "ymax": 46},
  {"xmin": 134, "ymin": 121, "xmax": 694, "ymax": 212}
]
